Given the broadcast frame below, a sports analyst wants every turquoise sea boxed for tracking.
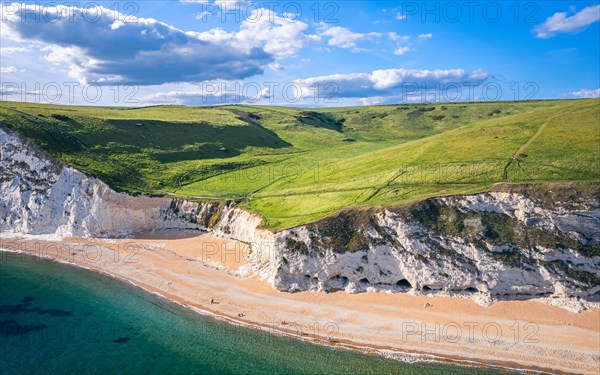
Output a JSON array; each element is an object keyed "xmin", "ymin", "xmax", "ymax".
[{"xmin": 0, "ymin": 252, "xmax": 512, "ymax": 375}]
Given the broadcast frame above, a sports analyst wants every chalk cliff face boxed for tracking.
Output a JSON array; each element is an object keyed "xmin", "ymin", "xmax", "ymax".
[
  {"xmin": 0, "ymin": 125, "xmax": 219, "ymax": 237},
  {"xmin": 270, "ymin": 191, "xmax": 600, "ymax": 310},
  {"xmin": 1, "ymin": 124, "xmax": 599, "ymax": 309}
]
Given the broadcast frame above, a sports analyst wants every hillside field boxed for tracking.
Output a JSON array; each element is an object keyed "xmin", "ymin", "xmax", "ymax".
[{"xmin": 1, "ymin": 99, "xmax": 598, "ymax": 229}]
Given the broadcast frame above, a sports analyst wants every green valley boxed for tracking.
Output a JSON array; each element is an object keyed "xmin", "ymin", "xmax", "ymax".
[{"xmin": 1, "ymin": 98, "xmax": 598, "ymax": 229}]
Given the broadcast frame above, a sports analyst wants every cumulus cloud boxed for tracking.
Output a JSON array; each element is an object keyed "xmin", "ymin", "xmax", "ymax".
[
  {"xmin": 141, "ymin": 89, "xmax": 232, "ymax": 106},
  {"xmin": 320, "ymin": 26, "xmax": 365, "ymax": 49},
  {"xmin": 571, "ymin": 88, "xmax": 600, "ymax": 98},
  {"xmin": 0, "ymin": 66, "xmax": 18, "ymax": 74},
  {"xmin": 1, "ymin": 3, "xmax": 269, "ymax": 84},
  {"xmin": 360, "ymin": 96, "xmax": 386, "ymax": 105},
  {"xmin": 319, "ymin": 26, "xmax": 381, "ymax": 50},
  {"xmin": 534, "ymin": 5, "xmax": 600, "ymax": 38},
  {"xmin": 418, "ymin": 33, "xmax": 433, "ymax": 39},
  {"xmin": 388, "ymin": 33, "xmax": 410, "ymax": 42},
  {"xmin": 294, "ymin": 68, "xmax": 490, "ymax": 100},
  {"xmin": 139, "ymin": 80, "xmax": 271, "ymax": 105},
  {"xmin": 232, "ymin": 9, "xmax": 320, "ymax": 59},
  {"xmin": 138, "ymin": 68, "xmax": 491, "ymax": 106},
  {"xmin": 190, "ymin": 9, "xmax": 319, "ymax": 59},
  {"xmin": 0, "ymin": 46, "xmax": 28, "ymax": 54},
  {"xmin": 1, "ymin": 3, "xmax": 316, "ymax": 85},
  {"xmin": 393, "ymin": 46, "xmax": 411, "ymax": 56},
  {"xmin": 195, "ymin": 11, "xmax": 212, "ymax": 19}
]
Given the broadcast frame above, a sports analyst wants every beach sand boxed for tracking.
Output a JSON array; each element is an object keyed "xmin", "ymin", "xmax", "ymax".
[{"xmin": 1, "ymin": 232, "xmax": 598, "ymax": 374}]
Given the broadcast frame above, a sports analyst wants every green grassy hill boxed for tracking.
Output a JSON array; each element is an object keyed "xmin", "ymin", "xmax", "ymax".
[{"xmin": 1, "ymin": 99, "xmax": 598, "ymax": 229}]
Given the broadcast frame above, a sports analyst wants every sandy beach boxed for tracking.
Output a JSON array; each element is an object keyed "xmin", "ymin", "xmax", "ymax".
[{"xmin": 1, "ymin": 232, "xmax": 598, "ymax": 374}]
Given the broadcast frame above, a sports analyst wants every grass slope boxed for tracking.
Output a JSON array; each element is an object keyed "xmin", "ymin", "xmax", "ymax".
[{"xmin": 1, "ymin": 99, "xmax": 598, "ymax": 229}]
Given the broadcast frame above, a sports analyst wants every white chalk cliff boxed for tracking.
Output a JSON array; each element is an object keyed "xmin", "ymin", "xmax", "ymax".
[
  {"xmin": 1, "ymin": 124, "xmax": 598, "ymax": 310},
  {"xmin": 0, "ymin": 125, "xmax": 206, "ymax": 237}
]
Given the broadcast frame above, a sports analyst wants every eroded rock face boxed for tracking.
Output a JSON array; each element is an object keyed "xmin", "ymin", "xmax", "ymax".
[
  {"xmin": 1, "ymin": 123, "xmax": 599, "ymax": 309},
  {"xmin": 271, "ymin": 190, "xmax": 600, "ymax": 309},
  {"xmin": 0, "ymin": 123, "xmax": 275, "ymax": 265},
  {"xmin": 0, "ymin": 125, "xmax": 214, "ymax": 237}
]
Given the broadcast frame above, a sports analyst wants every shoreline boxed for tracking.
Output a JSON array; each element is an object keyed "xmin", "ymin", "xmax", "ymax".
[
  {"xmin": 1, "ymin": 234, "xmax": 598, "ymax": 374},
  {"xmin": 0, "ymin": 247, "xmax": 546, "ymax": 375}
]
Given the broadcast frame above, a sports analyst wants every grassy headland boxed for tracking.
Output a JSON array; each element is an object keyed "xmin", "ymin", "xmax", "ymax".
[{"xmin": 1, "ymin": 99, "xmax": 598, "ymax": 229}]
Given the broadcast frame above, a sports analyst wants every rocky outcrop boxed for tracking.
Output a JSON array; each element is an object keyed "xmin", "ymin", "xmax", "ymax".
[
  {"xmin": 266, "ymin": 186, "xmax": 600, "ymax": 311},
  {"xmin": 2, "ymin": 123, "xmax": 599, "ymax": 309},
  {"xmin": 0, "ymin": 122, "xmax": 275, "ymax": 262},
  {"xmin": 0, "ymin": 124, "xmax": 220, "ymax": 237},
  {"xmin": 170, "ymin": 185, "xmax": 600, "ymax": 310}
]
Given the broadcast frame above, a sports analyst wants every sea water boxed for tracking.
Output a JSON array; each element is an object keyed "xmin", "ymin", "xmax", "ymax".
[{"xmin": 0, "ymin": 252, "xmax": 512, "ymax": 375}]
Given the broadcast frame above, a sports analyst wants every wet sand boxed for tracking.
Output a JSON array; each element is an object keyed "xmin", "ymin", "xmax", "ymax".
[{"xmin": 1, "ymin": 232, "xmax": 598, "ymax": 374}]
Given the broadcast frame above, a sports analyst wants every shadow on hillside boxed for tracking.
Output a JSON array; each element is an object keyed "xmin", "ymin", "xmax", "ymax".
[
  {"xmin": 96, "ymin": 119, "xmax": 293, "ymax": 161},
  {"xmin": 295, "ymin": 112, "xmax": 344, "ymax": 133}
]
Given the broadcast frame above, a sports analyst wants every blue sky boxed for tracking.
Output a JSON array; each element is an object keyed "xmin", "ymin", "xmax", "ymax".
[{"xmin": 1, "ymin": 1, "xmax": 599, "ymax": 106}]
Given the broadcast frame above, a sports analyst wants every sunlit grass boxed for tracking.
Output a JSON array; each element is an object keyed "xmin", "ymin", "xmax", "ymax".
[{"xmin": 1, "ymin": 98, "xmax": 598, "ymax": 229}]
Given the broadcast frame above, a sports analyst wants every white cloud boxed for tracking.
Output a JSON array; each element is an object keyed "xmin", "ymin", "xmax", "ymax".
[
  {"xmin": 418, "ymin": 33, "xmax": 433, "ymax": 39},
  {"xmin": 370, "ymin": 68, "xmax": 485, "ymax": 89},
  {"xmin": 534, "ymin": 5, "xmax": 600, "ymax": 38},
  {"xmin": 571, "ymin": 88, "xmax": 600, "ymax": 98},
  {"xmin": 0, "ymin": 46, "xmax": 28, "ymax": 54},
  {"xmin": 123, "ymin": 68, "xmax": 492, "ymax": 107},
  {"xmin": 215, "ymin": 0, "xmax": 246, "ymax": 7},
  {"xmin": 190, "ymin": 9, "xmax": 319, "ymax": 60},
  {"xmin": 319, "ymin": 26, "xmax": 382, "ymax": 50},
  {"xmin": 269, "ymin": 62, "xmax": 284, "ymax": 71},
  {"xmin": 388, "ymin": 32, "xmax": 410, "ymax": 42},
  {"xmin": 234, "ymin": 9, "xmax": 320, "ymax": 59},
  {"xmin": 294, "ymin": 68, "xmax": 490, "ymax": 100},
  {"xmin": 396, "ymin": 12, "xmax": 406, "ymax": 21},
  {"xmin": 1, "ymin": 3, "xmax": 318, "ymax": 85},
  {"xmin": 0, "ymin": 66, "xmax": 17, "ymax": 74},
  {"xmin": 139, "ymin": 80, "xmax": 270, "ymax": 106},
  {"xmin": 393, "ymin": 46, "xmax": 411, "ymax": 56},
  {"xmin": 194, "ymin": 11, "xmax": 212, "ymax": 19},
  {"xmin": 181, "ymin": 0, "xmax": 247, "ymax": 9},
  {"xmin": 320, "ymin": 26, "xmax": 366, "ymax": 49},
  {"xmin": 360, "ymin": 96, "xmax": 386, "ymax": 105}
]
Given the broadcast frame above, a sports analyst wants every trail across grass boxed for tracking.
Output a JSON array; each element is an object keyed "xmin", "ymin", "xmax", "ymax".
[{"xmin": 1, "ymin": 99, "xmax": 598, "ymax": 229}]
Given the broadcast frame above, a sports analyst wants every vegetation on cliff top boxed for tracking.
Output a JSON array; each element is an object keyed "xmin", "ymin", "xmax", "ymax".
[{"xmin": 1, "ymin": 98, "xmax": 598, "ymax": 229}]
